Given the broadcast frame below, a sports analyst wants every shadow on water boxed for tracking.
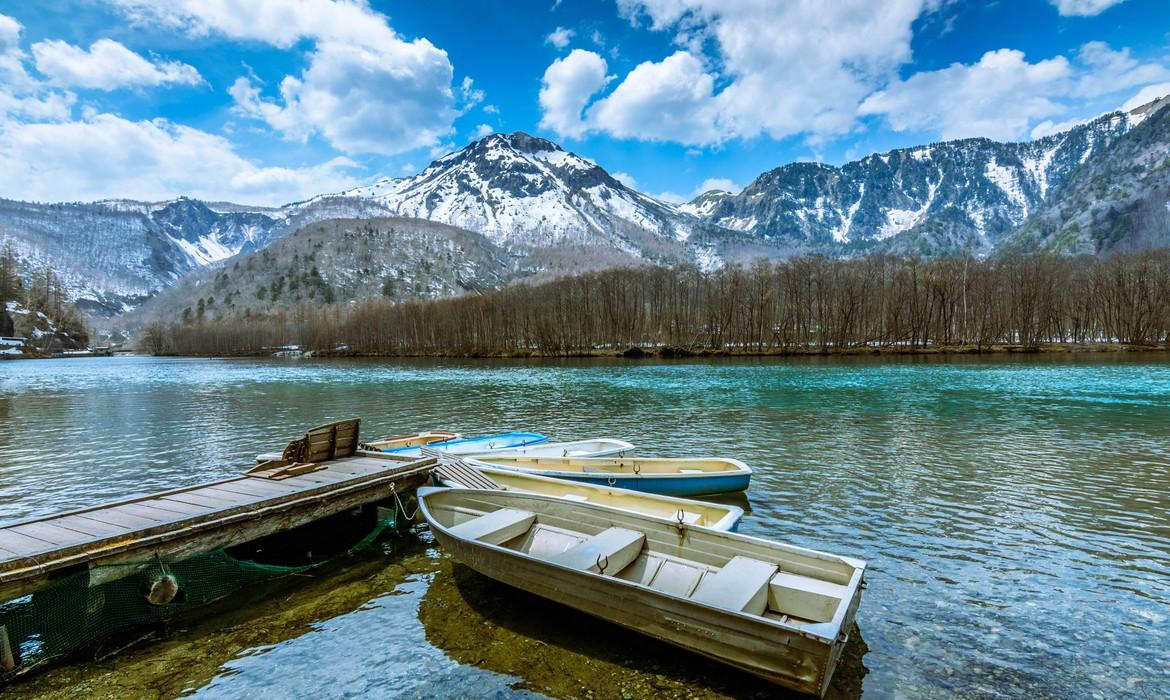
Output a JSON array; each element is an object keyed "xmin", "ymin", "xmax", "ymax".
[{"xmin": 419, "ymin": 560, "xmax": 869, "ymax": 699}]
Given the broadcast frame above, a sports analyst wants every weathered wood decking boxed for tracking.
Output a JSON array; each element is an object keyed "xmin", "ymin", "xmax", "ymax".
[{"xmin": 0, "ymin": 427, "xmax": 436, "ymax": 602}]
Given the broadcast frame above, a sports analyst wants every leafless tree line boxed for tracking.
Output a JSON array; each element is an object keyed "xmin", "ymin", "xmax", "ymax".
[{"xmin": 143, "ymin": 253, "xmax": 1170, "ymax": 356}]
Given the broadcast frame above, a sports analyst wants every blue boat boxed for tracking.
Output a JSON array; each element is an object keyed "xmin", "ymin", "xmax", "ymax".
[
  {"xmin": 466, "ymin": 455, "xmax": 752, "ymax": 497},
  {"xmin": 385, "ymin": 431, "xmax": 548, "ymax": 457}
]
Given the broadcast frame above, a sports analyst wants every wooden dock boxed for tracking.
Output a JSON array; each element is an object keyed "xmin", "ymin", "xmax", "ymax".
[{"xmin": 0, "ymin": 419, "xmax": 435, "ymax": 602}]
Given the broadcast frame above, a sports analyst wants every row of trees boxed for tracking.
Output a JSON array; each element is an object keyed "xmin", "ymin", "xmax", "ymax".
[
  {"xmin": 0, "ymin": 244, "xmax": 89, "ymax": 349},
  {"xmin": 144, "ymin": 253, "xmax": 1170, "ymax": 356}
]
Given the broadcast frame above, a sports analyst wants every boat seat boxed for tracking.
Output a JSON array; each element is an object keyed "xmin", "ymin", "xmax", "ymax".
[
  {"xmin": 544, "ymin": 527, "xmax": 644, "ymax": 574},
  {"xmin": 448, "ymin": 508, "xmax": 536, "ymax": 545},
  {"xmin": 768, "ymin": 572, "xmax": 849, "ymax": 623},
  {"xmin": 690, "ymin": 556, "xmax": 778, "ymax": 616},
  {"xmin": 679, "ymin": 469, "xmax": 704, "ymax": 474}
]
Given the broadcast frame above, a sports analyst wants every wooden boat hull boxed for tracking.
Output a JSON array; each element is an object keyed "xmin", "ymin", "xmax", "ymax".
[
  {"xmin": 420, "ymin": 488, "xmax": 864, "ymax": 697},
  {"xmin": 469, "ymin": 456, "xmax": 753, "ymax": 496},
  {"xmin": 436, "ymin": 465, "xmax": 744, "ymax": 531}
]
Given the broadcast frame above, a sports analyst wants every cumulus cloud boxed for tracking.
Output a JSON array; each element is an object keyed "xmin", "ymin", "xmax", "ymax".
[
  {"xmin": 474, "ymin": 123, "xmax": 494, "ymax": 137},
  {"xmin": 861, "ymin": 43, "xmax": 1170, "ymax": 141},
  {"xmin": 1050, "ymin": 0, "xmax": 1127, "ymax": 16},
  {"xmin": 546, "ymin": 26, "xmax": 574, "ymax": 49},
  {"xmin": 589, "ymin": 51, "xmax": 721, "ymax": 144},
  {"xmin": 696, "ymin": 177, "xmax": 738, "ymax": 194},
  {"xmin": 860, "ymin": 49, "xmax": 1071, "ymax": 141},
  {"xmin": 0, "ymin": 113, "xmax": 362, "ymax": 205},
  {"xmin": 541, "ymin": 2, "xmax": 1166, "ymax": 147},
  {"xmin": 539, "ymin": 0, "xmax": 928, "ymax": 146},
  {"xmin": 611, "ymin": 171, "xmax": 637, "ymax": 188},
  {"xmin": 114, "ymin": 0, "xmax": 461, "ymax": 156},
  {"xmin": 31, "ymin": 39, "xmax": 201, "ymax": 90},
  {"xmin": 1030, "ymin": 117, "xmax": 1090, "ymax": 140},
  {"xmin": 538, "ymin": 49, "xmax": 610, "ymax": 138},
  {"xmin": 1121, "ymin": 82, "xmax": 1170, "ymax": 111},
  {"xmin": 0, "ymin": 12, "xmax": 363, "ymax": 205}
]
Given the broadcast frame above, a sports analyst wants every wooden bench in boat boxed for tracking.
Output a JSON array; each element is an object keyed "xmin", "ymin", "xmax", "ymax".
[
  {"xmin": 691, "ymin": 556, "xmax": 778, "ymax": 615},
  {"xmin": 448, "ymin": 509, "xmax": 535, "ymax": 545},
  {"xmin": 544, "ymin": 527, "xmax": 644, "ymax": 573}
]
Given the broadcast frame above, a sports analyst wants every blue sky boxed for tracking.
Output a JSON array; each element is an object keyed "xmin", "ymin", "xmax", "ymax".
[{"xmin": 0, "ymin": 0, "xmax": 1168, "ymax": 205}]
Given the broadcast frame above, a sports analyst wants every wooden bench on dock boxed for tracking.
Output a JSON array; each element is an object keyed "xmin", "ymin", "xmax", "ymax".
[{"xmin": 0, "ymin": 419, "xmax": 436, "ymax": 602}]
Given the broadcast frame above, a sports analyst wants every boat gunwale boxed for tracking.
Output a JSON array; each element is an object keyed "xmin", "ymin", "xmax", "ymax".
[
  {"xmin": 418, "ymin": 486, "xmax": 864, "ymax": 645},
  {"xmin": 474, "ymin": 438, "xmax": 637, "ymax": 458}
]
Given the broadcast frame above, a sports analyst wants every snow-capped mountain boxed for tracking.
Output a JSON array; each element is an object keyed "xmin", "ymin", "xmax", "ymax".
[
  {"xmin": 3, "ymin": 99, "xmax": 1169, "ymax": 320},
  {"xmin": 689, "ymin": 103, "xmax": 1159, "ymax": 255},
  {"xmin": 1006, "ymin": 95, "xmax": 1170, "ymax": 255},
  {"xmin": 326, "ymin": 132, "xmax": 717, "ymax": 261},
  {"xmin": 0, "ymin": 196, "xmax": 395, "ymax": 313}
]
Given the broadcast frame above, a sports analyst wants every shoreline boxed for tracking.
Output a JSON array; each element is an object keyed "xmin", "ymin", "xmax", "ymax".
[{"xmin": 143, "ymin": 342, "xmax": 1170, "ymax": 360}]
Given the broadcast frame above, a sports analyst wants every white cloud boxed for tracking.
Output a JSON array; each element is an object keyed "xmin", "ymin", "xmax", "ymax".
[
  {"xmin": 1030, "ymin": 117, "xmax": 1090, "ymax": 140},
  {"xmin": 696, "ymin": 177, "xmax": 738, "ymax": 194},
  {"xmin": 0, "ymin": 113, "xmax": 362, "ymax": 205},
  {"xmin": 114, "ymin": 0, "xmax": 460, "ymax": 156},
  {"xmin": 1050, "ymin": 0, "xmax": 1127, "ymax": 16},
  {"xmin": 538, "ymin": 49, "xmax": 610, "ymax": 138},
  {"xmin": 474, "ymin": 123, "xmax": 493, "ymax": 138},
  {"xmin": 1073, "ymin": 42, "xmax": 1170, "ymax": 97},
  {"xmin": 112, "ymin": 0, "xmax": 399, "ymax": 49},
  {"xmin": 483, "ymin": 104, "xmax": 500, "ymax": 114},
  {"xmin": 611, "ymin": 171, "xmax": 637, "ymax": 188},
  {"xmin": 538, "ymin": 0, "xmax": 929, "ymax": 146},
  {"xmin": 589, "ymin": 51, "xmax": 721, "ymax": 144},
  {"xmin": 860, "ymin": 49, "xmax": 1071, "ymax": 141},
  {"xmin": 861, "ymin": 43, "xmax": 1170, "ymax": 141},
  {"xmin": 652, "ymin": 191, "xmax": 687, "ymax": 204},
  {"xmin": 546, "ymin": 26, "xmax": 574, "ymax": 49},
  {"xmin": 30, "ymin": 39, "xmax": 201, "ymax": 90},
  {"xmin": 0, "ymin": 14, "xmax": 38, "ymax": 93},
  {"xmin": 1122, "ymin": 82, "xmax": 1170, "ymax": 111},
  {"xmin": 228, "ymin": 39, "xmax": 455, "ymax": 155}
]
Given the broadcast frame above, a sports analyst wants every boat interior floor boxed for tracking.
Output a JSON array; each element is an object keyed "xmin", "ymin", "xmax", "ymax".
[{"xmin": 450, "ymin": 508, "xmax": 846, "ymax": 627}]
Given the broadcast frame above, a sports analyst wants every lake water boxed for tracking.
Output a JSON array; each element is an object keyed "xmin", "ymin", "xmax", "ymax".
[{"xmin": 1, "ymin": 354, "xmax": 1168, "ymax": 699}]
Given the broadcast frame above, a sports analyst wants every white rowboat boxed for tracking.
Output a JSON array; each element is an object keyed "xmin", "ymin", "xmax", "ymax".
[
  {"xmin": 436, "ymin": 463, "xmax": 743, "ymax": 531},
  {"xmin": 467, "ymin": 455, "xmax": 752, "ymax": 496},
  {"xmin": 419, "ymin": 487, "xmax": 865, "ymax": 697}
]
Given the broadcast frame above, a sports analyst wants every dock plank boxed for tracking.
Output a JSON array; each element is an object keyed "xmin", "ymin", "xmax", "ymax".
[
  {"xmin": 0, "ymin": 529, "xmax": 56, "ymax": 555},
  {"xmin": 199, "ymin": 486, "xmax": 266, "ymax": 504},
  {"xmin": 11, "ymin": 522, "xmax": 92, "ymax": 547},
  {"xmin": 74, "ymin": 510, "xmax": 160, "ymax": 530},
  {"xmin": 277, "ymin": 471, "xmax": 352, "ymax": 488},
  {"xmin": 50, "ymin": 515, "xmax": 127, "ymax": 537},
  {"xmin": 214, "ymin": 480, "xmax": 299, "ymax": 498},
  {"xmin": 112, "ymin": 502, "xmax": 195, "ymax": 523},
  {"xmin": 157, "ymin": 493, "xmax": 235, "ymax": 511},
  {"xmin": 147, "ymin": 497, "xmax": 216, "ymax": 515}
]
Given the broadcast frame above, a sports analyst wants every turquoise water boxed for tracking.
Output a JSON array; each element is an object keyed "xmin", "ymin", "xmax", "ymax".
[{"xmin": 1, "ymin": 354, "xmax": 1168, "ymax": 698}]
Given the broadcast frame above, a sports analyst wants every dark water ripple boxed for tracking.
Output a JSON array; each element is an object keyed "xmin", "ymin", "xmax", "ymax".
[{"xmin": 1, "ymin": 354, "xmax": 1169, "ymax": 698}]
